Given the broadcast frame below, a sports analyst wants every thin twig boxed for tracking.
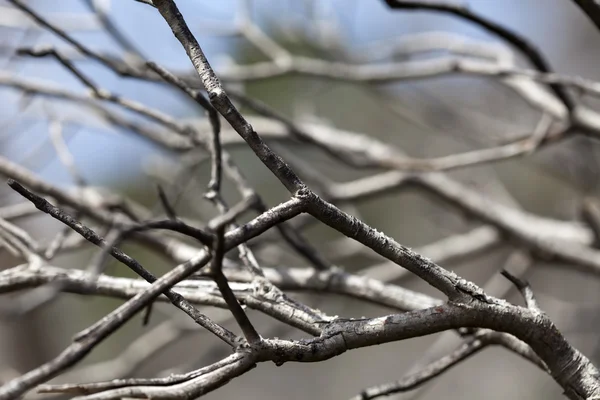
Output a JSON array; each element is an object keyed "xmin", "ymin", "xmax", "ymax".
[
  {"xmin": 8, "ymin": 0, "xmax": 145, "ymax": 77},
  {"xmin": 146, "ymin": 60, "xmax": 331, "ymax": 270},
  {"xmin": 382, "ymin": 0, "xmax": 575, "ymax": 111},
  {"xmin": 209, "ymin": 225, "xmax": 261, "ymax": 344},
  {"xmin": 0, "ymin": 195, "xmax": 307, "ymax": 399},
  {"xmin": 8, "ymin": 179, "xmax": 237, "ymax": 344},
  {"xmin": 500, "ymin": 269, "xmax": 541, "ymax": 313}
]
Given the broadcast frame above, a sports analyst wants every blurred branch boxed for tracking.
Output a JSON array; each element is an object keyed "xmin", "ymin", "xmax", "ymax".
[
  {"xmin": 0, "ymin": 6, "xmax": 101, "ymax": 31},
  {"xmin": 571, "ymin": 0, "xmax": 600, "ymax": 31},
  {"xmin": 0, "ymin": 263, "xmax": 437, "ymax": 320},
  {"xmin": 352, "ymin": 329, "xmax": 546, "ymax": 400},
  {"xmin": 0, "ymin": 186, "xmax": 306, "ymax": 398},
  {"xmin": 8, "ymin": 179, "xmax": 237, "ymax": 344},
  {"xmin": 81, "ymin": 0, "xmax": 146, "ymax": 62},
  {"xmin": 42, "ymin": 318, "xmax": 198, "ymax": 387},
  {"xmin": 146, "ymin": 2, "xmax": 600, "ymax": 398},
  {"xmin": 47, "ymin": 353, "xmax": 256, "ymax": 400},
  {"xmin": 581, "ymin": 197, "xmax": 600, "ymax": 247},
  {"xmin": 1, "ymin": 0, "xmax": 600, "ymax": 399},
  {"xmin": 382, "ymin": 0, "xmax": 575, "ymax": 110},
  {"xmin": 7, "ymin": 0, "xmax": 144, "ymax": 77},
  {"xmin": 0, "ymin": 264, "xmax": 549, "ymax": 399}
]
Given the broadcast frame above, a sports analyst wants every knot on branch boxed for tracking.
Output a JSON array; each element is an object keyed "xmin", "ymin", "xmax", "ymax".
[
  {"xmin": 294, "ymin": 186, "xmax": 315, "ymax": 202},
  {"xmin": 233, "ymin": 336, "xmax": 253, "ymax": 353},
  {"xmin": 252, "ymin": 278, "xmax": 281, "ymax": 301},
  {"xmin": 453, "ymin": 278, "xmax": 506, "ymax": 305}
]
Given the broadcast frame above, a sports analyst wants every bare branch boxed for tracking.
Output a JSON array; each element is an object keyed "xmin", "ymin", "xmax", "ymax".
[
  {"xmin": 153, "ymin": 0, "xmax": 305, "ymax": 194},
  {"xmin": 3, "ymin": 1, "xmax": 600, "ymax": 399},
  {"xmin": 382, "ymin": 0, "xmax": 575, "ymax": 110},
  {"xmin": 7, "ymin": 0, "xmax": 142, "ymax": 77},
  {"xmin": 501, "ymin": 270, "xmax": 542, "ymax": 313},
  {"xmin": 209, "ymin": 224, "xmax": 261, "ymax": 344},
  {"xmin": 8, "ymin": 179, "xmax": 237, "ymax": 344},
  {"xmin": 570, "ymin": 0, "xmax": 600, "ymax": 31},
  {"xmin": 0, "ymin": 193, "xmax": 306, "ymax": 399},
  {"xmin": 352, "ymin": 333, "xmax": 489, "ymax": 400}
]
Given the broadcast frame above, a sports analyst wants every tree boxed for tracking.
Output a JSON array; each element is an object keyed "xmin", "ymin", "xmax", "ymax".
[{"xmin": 2, "ymin": 0, "xmax": 600, "ymax": 399}]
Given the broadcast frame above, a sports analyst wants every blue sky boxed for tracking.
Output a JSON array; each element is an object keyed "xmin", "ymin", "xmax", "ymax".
[{"xmin": 1, "ymin": 0, "xmax": 597, "ymax": 188}]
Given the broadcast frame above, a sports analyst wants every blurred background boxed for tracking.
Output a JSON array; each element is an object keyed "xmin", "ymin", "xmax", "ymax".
[{"xmin": 2, "ymin": 0, "xmax": 600, "ymax": 399}]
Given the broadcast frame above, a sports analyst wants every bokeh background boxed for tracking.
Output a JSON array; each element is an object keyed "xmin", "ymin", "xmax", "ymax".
[{"xmin": 2, "ymin": 1, "xmax": 600, "ymax": 399}]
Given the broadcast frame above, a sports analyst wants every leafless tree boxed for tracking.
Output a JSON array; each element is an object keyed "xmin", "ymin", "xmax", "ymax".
[{"xmin": 2, "ymin": 0, "xmax": 600, "ymax": 399}]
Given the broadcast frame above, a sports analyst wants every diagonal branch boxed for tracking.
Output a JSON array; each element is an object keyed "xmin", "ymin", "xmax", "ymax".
[
  {"xmin": 0, "ymin": 194, "xmax": 307, "ymax": 400},
  {"xmin": 382, "ymin": 0, "xmax": 575, "ymax": 110},
  {"xmin": 570, "ymin": 0, "xmax": 600, "ymax": 31},
  {"xmin": 152, "ymin": 0, "xmax": 305, "ymax": 194},
  {"xmin": 7, "ymin": 179, "xmax": 236, "ymax": 345}
]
